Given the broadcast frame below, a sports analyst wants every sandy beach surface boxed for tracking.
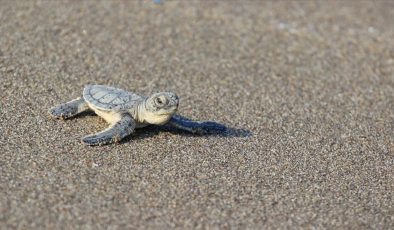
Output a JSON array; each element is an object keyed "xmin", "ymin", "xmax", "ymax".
[{"xmin": 1, "ymin": 1, "xmax": 393, "ymax": 229}]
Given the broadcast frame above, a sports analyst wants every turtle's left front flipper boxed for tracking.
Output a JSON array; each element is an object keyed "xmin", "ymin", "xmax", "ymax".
[
  {"xmin": 168, "ymin": 115, "xmax": 227, "ymax": 135},
  {"xmin": 82, "ymin": 114, "xmax": 135, "ymax": 146},
  {"xmin": 49, "ymin": 97, "xmax": 90, "ymax": 119}
]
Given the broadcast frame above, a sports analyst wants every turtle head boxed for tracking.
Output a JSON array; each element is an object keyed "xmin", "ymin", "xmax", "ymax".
[{"xmin": 142, "ymin": 92, "xmax": 179, "ymax": 125}]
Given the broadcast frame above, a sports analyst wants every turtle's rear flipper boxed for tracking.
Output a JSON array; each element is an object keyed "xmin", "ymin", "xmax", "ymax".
[
  {"xmin": 49, "ymin": 98, "xmax": 90, "ymax": 119},
  {"xmin": 82, "ymin": 114, "xmax": 135, "ymax": 146}
]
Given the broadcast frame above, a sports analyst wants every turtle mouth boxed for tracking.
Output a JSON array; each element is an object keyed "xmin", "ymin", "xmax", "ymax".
[{"xmin": 160, "ymin": 107, "xmax": 177, "ymax": 115}]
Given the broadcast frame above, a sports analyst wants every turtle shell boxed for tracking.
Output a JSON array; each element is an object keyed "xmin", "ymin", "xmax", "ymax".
[{"xmin": 83, "ymin": 85, "xmax": 144, "ymax": 111}]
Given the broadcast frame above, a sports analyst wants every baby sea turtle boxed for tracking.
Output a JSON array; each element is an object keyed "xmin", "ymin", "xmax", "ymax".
[{"xmin": 49, "ymin": 85, "xmax": 226, "ymax": 146}]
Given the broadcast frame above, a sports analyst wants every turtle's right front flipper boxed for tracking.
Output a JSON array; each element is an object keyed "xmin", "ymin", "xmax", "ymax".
[
  {"xmin": 49, "ymin": 97, "xmax": 90, "ymax": 119},
  {"xmin": 82, "ymin": 114, "xmax": 135, "ymax": 146}
]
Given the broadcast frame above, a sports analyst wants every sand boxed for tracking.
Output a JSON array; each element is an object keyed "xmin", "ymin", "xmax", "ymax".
[{"xmin": 1, "ymin": 1, "xmax": 393, "ymax": 229}]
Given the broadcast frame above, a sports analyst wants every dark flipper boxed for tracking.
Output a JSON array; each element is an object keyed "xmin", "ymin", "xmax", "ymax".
[
  {"xmin": 167, "ymin": 115, "xmax": 227, "ymax": 135},
  {"xmin": 49, "ymin": 97, "xmax": 90, "ymax": 119},
  {"xmin": 82, "ymin": 114, "xmax": 135, "ymax": 146}
]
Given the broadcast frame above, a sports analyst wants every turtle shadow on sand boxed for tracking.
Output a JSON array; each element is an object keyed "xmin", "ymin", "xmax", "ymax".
[
  {"xmin": 165, "ymin": 122, "xmax": 252, "ymax": 138},
  {"xmin": 122, "ymin": 119, "xmax": 252, "ymax": 144}
]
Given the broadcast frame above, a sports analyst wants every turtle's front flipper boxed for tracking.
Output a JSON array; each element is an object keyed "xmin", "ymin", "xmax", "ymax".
[
  {"xmin": 49, "ymin": 97, "xmax": 90, "ymax": 119},
  {"xmin": 82, "ymin": 114, "xmax": 135, "ymax": 146},
  {"xmin": 167, "ymin": 115, "xmax": 227, "ymax": 135}
]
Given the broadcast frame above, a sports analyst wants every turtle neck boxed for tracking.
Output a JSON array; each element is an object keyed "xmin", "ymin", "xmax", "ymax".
[{"xmin": 132, "ymin": 100, "xmax": 147, "ymax": 124}]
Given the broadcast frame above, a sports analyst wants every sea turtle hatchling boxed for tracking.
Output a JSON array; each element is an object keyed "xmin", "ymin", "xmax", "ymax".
[{"xmin": 49, "ymin": 85, "xmax": 226, "ymax": 146}]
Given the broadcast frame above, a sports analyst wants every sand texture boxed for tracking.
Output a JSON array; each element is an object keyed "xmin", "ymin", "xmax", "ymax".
[{"xmin": 1, "ymin": 1, "xmax": 393, "ymax": 229}]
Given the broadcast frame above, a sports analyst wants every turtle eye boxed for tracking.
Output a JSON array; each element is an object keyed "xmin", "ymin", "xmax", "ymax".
[{"xmin": 155, "ymin": 96, "xmax": 167, "ymax": 106}]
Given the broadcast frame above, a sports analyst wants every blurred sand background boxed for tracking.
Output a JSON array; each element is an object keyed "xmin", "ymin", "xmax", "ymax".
[{"xmin": 1, "ymin": 1, "xmax": 393, "ymax": 229}]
